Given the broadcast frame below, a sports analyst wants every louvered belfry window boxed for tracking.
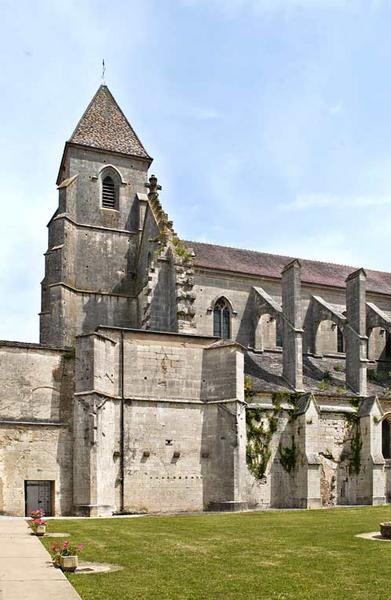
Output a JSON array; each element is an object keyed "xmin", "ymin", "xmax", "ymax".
[{"xmin": 102, "ymin": 176, "xmax": 116, "ymax": 209}]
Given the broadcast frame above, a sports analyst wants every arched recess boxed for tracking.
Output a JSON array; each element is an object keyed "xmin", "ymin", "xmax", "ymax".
[
  {"xmin": 315, "ymin": 320, "xmax": 344, "ymax": 355},
  {"xmin": 256, "ymin": 313, "xmax": 277, "ymax": 349},
  {"xmin": 366, "ymin": 302, "xmax": 391, "ymax": 361},
  {"xmin": 367, "ymin": 327, "xmax": 391, "ymax": 361},
  {"xmin": 311, "ymin": 296, "xmax": 346, "ymax": 356},
  {"xmin": 252, "ymin": 287, "xmax": 282, "ymax": 351}
]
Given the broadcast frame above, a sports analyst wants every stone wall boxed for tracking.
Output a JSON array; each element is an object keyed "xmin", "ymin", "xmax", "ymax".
[
  {"xmin": 41, "ymin": 145, "xmax": 148, "ymax": 347},
  {"xmin": 192, "ymin": 268, "xmax": 391, "ymax": 357},
  {"xmin": 72, "ymin": 329, "xmax": 246, "ymax": 515},
  {"xmin": 0, "ymin": 343, "xmax": 74, "ymax": 516}
]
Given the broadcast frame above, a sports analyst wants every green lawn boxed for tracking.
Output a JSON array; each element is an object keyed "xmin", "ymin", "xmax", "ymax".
[{"xmin": 42, "ymin": 506, "xmax": 391, "ymax": 600}]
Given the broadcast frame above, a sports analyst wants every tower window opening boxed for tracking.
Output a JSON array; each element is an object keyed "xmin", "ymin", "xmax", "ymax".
[
  {"xmin": 337, "ymin": 327, "xmax": 345, "ymax": 353},
  {"xmin": 213, "ymin": 297, "xmax": 231, "ymax": 339},
  {"xmin": 102, "ymin": 176, "xmax": 116, "ymax": 209}
]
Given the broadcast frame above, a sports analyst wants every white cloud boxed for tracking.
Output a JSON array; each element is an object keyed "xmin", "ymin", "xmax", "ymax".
[{"xmin": 281, "ymin": 193, "xmax": 391, "ymax": 210}]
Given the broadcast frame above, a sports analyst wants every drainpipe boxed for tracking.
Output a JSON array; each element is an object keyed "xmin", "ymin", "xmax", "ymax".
[{"xmin": 120, "ymin": 331, "xmax": 125, "ymax": 513}]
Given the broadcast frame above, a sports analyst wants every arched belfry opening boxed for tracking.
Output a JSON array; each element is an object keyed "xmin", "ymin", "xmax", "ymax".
[{"xmin": 102, "ymin": 175, "xmax": 117, "ymax": 209}]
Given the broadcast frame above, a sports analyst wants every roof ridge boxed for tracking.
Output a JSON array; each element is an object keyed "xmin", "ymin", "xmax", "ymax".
[{"xmin": 185, "ymin": 239, "xmax": 390, "ymax": 276}]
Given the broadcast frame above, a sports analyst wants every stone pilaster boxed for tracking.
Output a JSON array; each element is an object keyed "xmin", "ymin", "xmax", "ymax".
[
  {"xmin": 294, "ymin": 394, "xmax": 321, "ymax": 508},
  {"xmin": 345, "ymin": 269, "xmax": 368, "ymax": 396},
  {"xmin": 358, "ymin": 397, "xmax": 385, "ymax": 505},
  {"xmin": 281, "ymin": 259, "xmax": 304, "ymax": 391}
]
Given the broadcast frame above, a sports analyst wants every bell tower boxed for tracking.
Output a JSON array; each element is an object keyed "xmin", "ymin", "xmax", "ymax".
[{"xmin": 40, "ymin": 85, "xmax": 152, "ymax": 346}]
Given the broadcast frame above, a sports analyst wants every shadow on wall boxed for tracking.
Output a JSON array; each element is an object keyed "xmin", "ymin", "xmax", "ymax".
[
  {"xmin": 82, "ymin": 294, "xmax": 109, "ymax": 335},
  {"xmin": 200, "ymin": 402, "xmax": 237, "ymax": 509},
  {"xmin": 236, "ymin": 292, "xmax": 256, "ymax": 348},
  {"xmin": 56, "ymin": 353, "xmax": 75, "ymax": 516},
  {"xmin": 112, "ymin": 238, "xmax": 136, "ymax": 296}
]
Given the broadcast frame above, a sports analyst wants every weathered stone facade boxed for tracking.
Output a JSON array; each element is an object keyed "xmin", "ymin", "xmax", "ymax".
[{"xmin": 2, "ymin": 84, "xmax": 391, "ymax": 516}]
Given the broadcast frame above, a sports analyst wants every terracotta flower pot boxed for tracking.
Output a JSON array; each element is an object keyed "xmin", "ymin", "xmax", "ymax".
[
  {"xmin": 59, "ymin": 555, "xmax": 78, "ymax": 572},
  {"xmin": 35, "ymin": 524, "xmax": 47, "ymax": 537},
  {"xmin": 380, "ymin": 522, "xmax": 391, "ymax": 539}
]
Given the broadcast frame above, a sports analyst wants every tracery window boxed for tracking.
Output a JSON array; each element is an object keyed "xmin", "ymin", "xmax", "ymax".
[{"xmin": 213, "ymin": 297, "xmax": 231, "ymax": 339}]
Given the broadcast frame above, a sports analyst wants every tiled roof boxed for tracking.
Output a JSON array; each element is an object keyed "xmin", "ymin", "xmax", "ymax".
[
  {"xmin": 69, "ymin": 85, "xmax": 151, "ymax": 159},
  {"xmin": 186, "ymin": 240, "xmax": 391, "ymax": 295},
  {"xmin": 245, "ymin": 350, "xmax": 391, "ymax": 398}
]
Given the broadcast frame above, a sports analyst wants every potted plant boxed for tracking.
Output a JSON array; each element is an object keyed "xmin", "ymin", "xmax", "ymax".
[
  {"xmin": 30, "ymin": 517, "xmax": 47, "ymax": 536},
  {"xmin": 30, "ymin": 508, "xmax": 45, "ymax": 519},
  {"xmin": 380, "ymin": 522, "xmax": 391, "ymax": 539},
  {"xmin": 50, "ymin": 541, "xmax": 85, "ymax": 572},
  {"xmin": 29, "ymin": 509, "xmax": 47, "ymax": 536}
]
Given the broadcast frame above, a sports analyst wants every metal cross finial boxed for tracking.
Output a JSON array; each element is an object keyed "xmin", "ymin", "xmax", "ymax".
[
  {"xmin": 101, "ymin": 59, "xmax": 106, "ymax": 84},
  {"xmin": 145, "ymin": 175, "xmax": 162, "ymax": 199}
]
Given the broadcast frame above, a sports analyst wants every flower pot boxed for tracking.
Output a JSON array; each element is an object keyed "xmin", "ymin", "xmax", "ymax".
[
  {"xmin": 53, "ymin": 555, "xmax": 61, "ymax": 568},
  {"xmin": 35, "ymin": 524, "xmax": 47, "ymax": 537},
  {"xmin": 59, "ymin": 555, "xmax": 78, "ymax": 572},
  {"xmin": 380, "ymin": 522, "xmax": 391, "ymax": 539}
]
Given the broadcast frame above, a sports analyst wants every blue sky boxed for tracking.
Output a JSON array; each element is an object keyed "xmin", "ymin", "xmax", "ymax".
[{"xmin": 1, "ymin": 0, "xmax": 391, "ymax": 341}]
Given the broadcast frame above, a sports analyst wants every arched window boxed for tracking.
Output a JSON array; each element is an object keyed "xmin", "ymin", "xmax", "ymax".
[
  {"xmin": 213, "ymin": 298, "xmax": 231, "ymax": 339},
  {"xmin": 337, "ymin": 327, "xmax": 345, "ymax": 353},
  {"xmin": 276, "ymin": 318, "xmax": 283, "ymax": 347},
  {"xmin": 102, "ymin": 175, "xmax": 117, "ymax": 209},
  {"xmin": 382, "ymin": 419, "xmax": 391, "ymax": 459}
]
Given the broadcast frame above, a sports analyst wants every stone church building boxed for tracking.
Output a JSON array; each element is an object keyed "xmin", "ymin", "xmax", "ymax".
[{"xmin": 1, "ymin": 85, "xmax": 391, "ymax": 517}]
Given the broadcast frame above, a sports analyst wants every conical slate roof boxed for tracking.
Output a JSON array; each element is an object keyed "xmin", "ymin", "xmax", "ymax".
[{"xmin": 69, "ymin": 85, "xmax": 151, "ymax": 159}]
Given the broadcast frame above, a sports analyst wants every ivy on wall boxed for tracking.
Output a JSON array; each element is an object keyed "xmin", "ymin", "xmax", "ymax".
[
  {"xmin": 279, "ymin": 436, "xmax": 298, "ymax": 473},
  {"xmin": 244, "ymin": 377, "xmax": 303, "ymax": 479},
  {"xmin": 344, "ymin": 410, "xmax": 363, "ymax": 475}
]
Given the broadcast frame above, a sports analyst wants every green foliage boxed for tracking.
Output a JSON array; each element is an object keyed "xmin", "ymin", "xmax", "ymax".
[
  {"xmin": 335, "ymin": 385, "xmax": 347, "ymax": 395},
  {"xmin": 318, "ymin": 380, "xmax": 331, "ymax": 392},
  {"xmin": 279, "ymin": 436, "xmax": 297, "ymax": 473},
  {"xmin": 246, "ymin": 408, "xmax": 274, "ymax": 480},
  {"xmin": 348, "ymin": 418, "xmax": 363, "ymax": 476},
  {"xmin": 368, "ymin": 369, "xmax": 391, "ymax": 383},
  {"xmin": 318, "ymin": 370, "xmax": 333, "ymax": 391},
  {"xmin": 344, "ymin": 403, "xmax": 363, "ymax": 475},
  {"xmin": 171, "ymin": 235, "xmax": 193, "ymax": 263},
  {"xmin": 245, "ymin": 385, "xmax": 305, "ymax": 479},
  {"xmin": 244, "ymin": 376, "xmax": 255, "ymax": 400},
  {"xmin": 334, "ymin": 363, "xmax": 345, "ymax": 373},
  {"xmin": 41, "ymin": 507, "xmax": 391, "ymax": 600}
]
